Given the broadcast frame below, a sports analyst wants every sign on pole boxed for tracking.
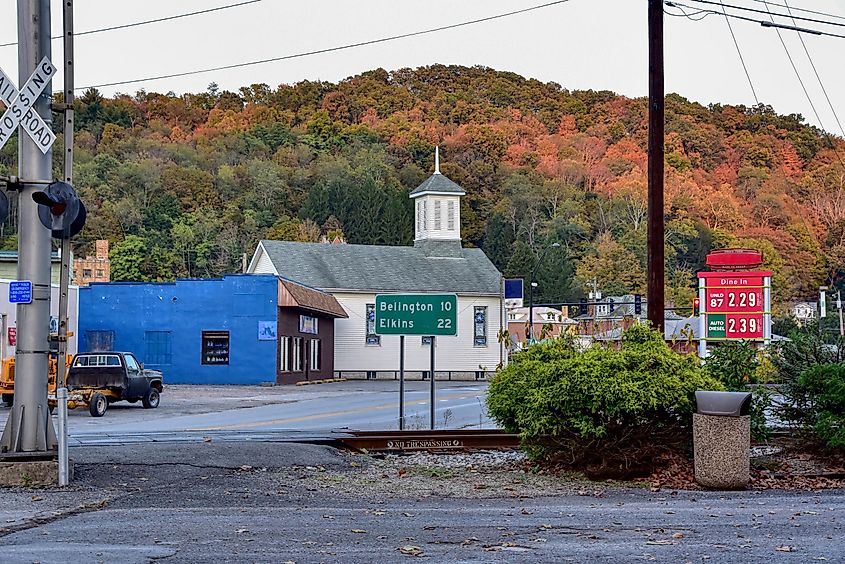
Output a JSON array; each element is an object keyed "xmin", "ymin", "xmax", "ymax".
[
  {"xmin": 9, "ymin": 280, "xmax": 33, "ymax": 304},
  {"xmin": 698, "ymin": 271, "xmax": 772, "ymax": 358},
  {"xmin": 374, "ymin": 294, "xmax": 457, "ymax": 336},
  {"xmin": 375, "ymin": 293, "xmax": 457, "ymax": 431},
  {"xmin": 0, "ymin": 57, "xmax": 57, "ymax": 153}
]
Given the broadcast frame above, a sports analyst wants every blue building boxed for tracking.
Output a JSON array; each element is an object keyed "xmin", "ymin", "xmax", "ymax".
[
  {"xmin": 79, "ymin": 274, "xmax": 347, "ymax": 385},
  {"xmin": 79, "ymin": 275, "xmax": 278, "ymax": 384}
]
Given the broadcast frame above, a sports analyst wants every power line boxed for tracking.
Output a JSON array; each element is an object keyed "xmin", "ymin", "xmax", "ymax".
[
  {"xmin": 760, "ymin": 1, "xmax": 845, "ymax": 166},
  {"xmin": 665, "ymin": 1, "xmax": 845, "ymax": 38},
  {"xmin": 0, "ymin": 0, "xmax": 263, "ymax": 48},
  {"xmin": 78, "ymin": 0, "xmax": 572, "ymax": 91},
  {"xmin": 750, "ymin": 0, "xmax": 845, "ymax": 22},
  {"xmin": 721, "ymin": 2, "xmax": 759, "ymax": 104},
  {"xmin": 685, "ymin": 0, "xmax": 845, "ymax": 29},
  {"xmin": 781, "ymin": 0, "xmax": 844, "ymax": 137}
]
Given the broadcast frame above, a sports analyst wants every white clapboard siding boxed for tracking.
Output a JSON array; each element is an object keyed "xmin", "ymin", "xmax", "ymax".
[
  {"xmin": 332, "ymin": 292, "xmax": 503, "ymax": 372},
  {"xmin": 249, "ymin": 244, "xmax": 278, "ymax": 275}
]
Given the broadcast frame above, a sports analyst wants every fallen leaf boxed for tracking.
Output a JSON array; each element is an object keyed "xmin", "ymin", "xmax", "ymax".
[
  {"xmin": 351, "ymin": 529, "xmax": 367, "ymax": 534},
  {"xmin": 31, "ymin": 496, "xmax": 42, "ymax": 502}
]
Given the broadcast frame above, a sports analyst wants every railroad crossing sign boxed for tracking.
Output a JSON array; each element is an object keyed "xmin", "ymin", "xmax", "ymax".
[{"xmin": 0, "ymin": 57, "xmax": 57, "ymax": 153}]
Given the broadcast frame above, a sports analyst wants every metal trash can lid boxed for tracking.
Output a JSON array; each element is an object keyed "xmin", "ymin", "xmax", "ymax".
[{"xmin": 695, "ymin": 390, "xmax": 752, "ymax": 417}]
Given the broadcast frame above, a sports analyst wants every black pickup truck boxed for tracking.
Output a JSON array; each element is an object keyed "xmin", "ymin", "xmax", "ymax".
[{"xmin": 66, "ymin": 352, "xmax": 163, "ymax": 417}]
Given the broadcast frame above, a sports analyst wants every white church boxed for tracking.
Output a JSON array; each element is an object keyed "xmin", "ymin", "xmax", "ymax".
[{"xmin": 248, "ymin": 151, "xmax": 505, "ymax": 379}]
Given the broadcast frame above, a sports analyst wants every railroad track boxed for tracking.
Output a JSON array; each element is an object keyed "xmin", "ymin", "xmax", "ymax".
[{"xmin": 336, "ymin": 429, "xmax": 520, "ymax": 452}]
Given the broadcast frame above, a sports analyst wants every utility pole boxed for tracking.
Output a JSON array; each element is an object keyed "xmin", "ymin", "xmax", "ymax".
[
  {"xmin": 647, "ymin": 0, "xmax": 665, "ymax": 333},
  {"xmin": 0, "ymin": 0, "xmax": 57, "ymax": 455},
  {"xmin": 55, "ymin": 0, "xmax": 76, "ymax": 485}
]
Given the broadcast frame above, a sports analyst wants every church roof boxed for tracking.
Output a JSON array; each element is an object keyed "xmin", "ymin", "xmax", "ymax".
[
  {"xmin": 409, "ymin": 173, "xmax": 466, "ymax": 197},
  {"xmin": 254, "ymin": 240, "xmax": 501, "ymax": 295}
]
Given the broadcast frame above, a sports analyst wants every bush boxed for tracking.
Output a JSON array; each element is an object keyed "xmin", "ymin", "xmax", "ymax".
[
  {"xmin": 702, "ymin": 341, "xmax": 772, "ymax": 441},
  {"xmin": 487, "ymin": 325, "xmax": 723, "ymax": 478},
  {"xmin": 779, "ymin": 362, "xmax": 845, "ymax": 450}
]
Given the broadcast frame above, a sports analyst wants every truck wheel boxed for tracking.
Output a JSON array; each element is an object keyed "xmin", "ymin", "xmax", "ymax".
[
  {"xmin": 142, "ymin": 387, "xmax": 160, "ymax": 409},
  {"xmin": 89, "ymin": 393, "xmax": 108, "ymax": 417},
  {"xmin": 2, "ymin": 393, "xmax": 12, "ymax": 407}
]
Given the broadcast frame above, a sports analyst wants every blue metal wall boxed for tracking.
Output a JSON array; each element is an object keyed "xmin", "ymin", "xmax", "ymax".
[{"xmin": 79, "ymin": 275, "xmax": 279, "ymax": 384}]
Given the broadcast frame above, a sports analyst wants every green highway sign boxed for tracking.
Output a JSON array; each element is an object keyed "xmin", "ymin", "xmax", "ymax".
[
  {"xmin": 707, "ymin": 313, "xmax": 726, "ymax": 338},
  {"xmin": 375, "ymin": 294, "xmax": 457, "ymax": 336}
]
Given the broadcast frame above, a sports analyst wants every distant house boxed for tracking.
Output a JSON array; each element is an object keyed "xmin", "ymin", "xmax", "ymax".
[
  {"xmin": 506, "ymin": 307, "xmax": 578, "ymax": 349},
  {"xmin": 791, "ymin": 301, "xmax": 816, "ymax": 325},
  {"xmin": 0, "ymin": 249, "xmax": 70, "ymax": 284},
  {"xmin": 74, "ymin": 239, "xmax": 110, "ymax": 286},
  {"xmin": 248, "ymin": 152, "xmax": 505, "ymax": 379}
]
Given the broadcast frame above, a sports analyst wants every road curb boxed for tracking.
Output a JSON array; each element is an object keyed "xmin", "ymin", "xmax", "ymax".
[{"xmin": 295, "ymin": 378, "xmax": 347, "ymax": 386}]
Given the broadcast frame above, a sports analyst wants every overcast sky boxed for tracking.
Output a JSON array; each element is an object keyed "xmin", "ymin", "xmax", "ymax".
[{"xmin": 0, "ymin": 0, "xmax": 842, "ymax": 134}]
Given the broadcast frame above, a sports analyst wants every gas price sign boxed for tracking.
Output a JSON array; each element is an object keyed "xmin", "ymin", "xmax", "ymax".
[{"xmin": 698, "ymin": 272, "xmax": 770, "ymax": 341}]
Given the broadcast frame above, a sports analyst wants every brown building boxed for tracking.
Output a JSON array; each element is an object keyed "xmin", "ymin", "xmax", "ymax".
[
  {"xmin": 277, "ymin": 278, "xmax": 348, "ymax": 384},
  {"xmin": 74, "ymin": 240, "xmax": 110, "ymax": 286}
]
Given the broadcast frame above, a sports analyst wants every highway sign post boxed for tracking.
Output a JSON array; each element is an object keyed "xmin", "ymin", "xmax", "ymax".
[{"xmin": 375, "ymin": 294, "xmax": 457, "ymax": 430}]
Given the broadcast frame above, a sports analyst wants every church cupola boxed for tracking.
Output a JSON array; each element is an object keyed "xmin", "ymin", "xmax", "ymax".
[{"xmin": 410, "ymin": 147, "xmax": 465, "ymax": 246}]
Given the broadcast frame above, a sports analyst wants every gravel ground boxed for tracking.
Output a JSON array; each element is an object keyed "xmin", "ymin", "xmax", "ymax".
[{"xmin": 286, "ymin": 450, "xmax": 607, "ymax": 500}]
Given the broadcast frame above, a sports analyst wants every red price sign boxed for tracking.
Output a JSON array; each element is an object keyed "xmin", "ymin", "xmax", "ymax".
[
  {"xmin": 705, "ymin": 287, "xmax": 763, "ymax": 313},
  {"xmin": 726, "ymin": 314, "xmax": 764, "ymax": 339}
]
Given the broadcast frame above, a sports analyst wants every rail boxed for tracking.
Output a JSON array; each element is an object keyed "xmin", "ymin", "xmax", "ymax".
[{"xmin": 336, "ymin": 429, "xmax": 520, "ymax": 452}]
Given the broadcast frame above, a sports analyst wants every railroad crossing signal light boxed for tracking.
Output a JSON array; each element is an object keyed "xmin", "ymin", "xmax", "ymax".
[
  {"xmin": 32, "ymin": 181, "xmax": 86, "ymax": 238},
  {"xmin": 693, "ymin": 297, "xmax": 701, "ymax": 317}
]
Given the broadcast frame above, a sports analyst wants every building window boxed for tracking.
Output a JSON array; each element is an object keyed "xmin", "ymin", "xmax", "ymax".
[
  {"xmin": 82, "ymin": 268, "xmax": 92, "ymax": 278},
  {"xmin": 96, "ymin": 269, "xmax": 104, "ymax": 277},
  {"xmin": 474, "ymin": 306, "xmax": 488, "ymax": 347},
  {"xmin": 201, "ymin": 331, "xmax": 230, "ymax": 365},
  {"xmin": 299, "ymin": 315, "xmax": 318, "ymax": 334},
  {"xmin": 292, "ymin": 337, "xmax": 302, "ymax": 371},
  {"xmin": 366, "ymin": 304, "xmax": 380, "ymax": 346},
  {"xmin": 447, "ymin": 200, "xmax": 456, "ymax": 230},
  {"xmin": 310, "ymin": 339, "xmax": 320, "ymax": 371},
  {"xmin": 145, "ymin": 331, "xmax": 172, "ymax": 365},
  {"xmin": 280, "ymin": 337, "xmax": 290, "ymax": 372},
  {"xmin": 434, "ymin": 200, "xmax": 442, "ymax": 230}
]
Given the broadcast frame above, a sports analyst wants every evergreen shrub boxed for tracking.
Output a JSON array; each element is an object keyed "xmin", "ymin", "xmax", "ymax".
[
  {"xmin": 487, "ymin": 325, "xmax": 722, "ymax": 478},
  {"xmin": 779, "ymin": 362, "xmax": 845, "ymax": 450}
]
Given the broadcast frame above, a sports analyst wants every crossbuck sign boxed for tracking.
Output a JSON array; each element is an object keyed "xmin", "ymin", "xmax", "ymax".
[{"xmin": 0, "ymin": 57, "xmax": 57, "ymax": 153}]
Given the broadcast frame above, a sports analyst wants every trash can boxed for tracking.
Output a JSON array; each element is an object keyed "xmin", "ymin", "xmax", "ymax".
[{"xmin": 693, "ymin": 390, "xmax": 752, "ymax": 490}]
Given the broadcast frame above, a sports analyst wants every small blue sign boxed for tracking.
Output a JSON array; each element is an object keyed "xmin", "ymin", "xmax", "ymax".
[{"xmin": 9, "ymin": 281, "xmax": 32, "ymax": 304}]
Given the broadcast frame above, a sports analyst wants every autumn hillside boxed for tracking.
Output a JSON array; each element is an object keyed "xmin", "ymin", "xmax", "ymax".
[{"xmin": 1, "ymin": 64, "xmax": 842, "ymax": 309}]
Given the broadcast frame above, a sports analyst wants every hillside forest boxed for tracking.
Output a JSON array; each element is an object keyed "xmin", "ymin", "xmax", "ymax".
[{"xmin": 0, "ymin": 65, "xmax": 842, "ymax": 311}]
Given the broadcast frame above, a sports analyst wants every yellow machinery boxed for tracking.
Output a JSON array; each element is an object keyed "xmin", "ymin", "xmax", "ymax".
[{"xmin": 0, "ymin": 355, "xmax": 71, "ymax": 406}]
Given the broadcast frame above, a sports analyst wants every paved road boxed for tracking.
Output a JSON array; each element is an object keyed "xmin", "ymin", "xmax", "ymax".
[
  {"xmin": 1, "ymin": 442, "xmax": 842, "ymax": 563},
  {"xmin": 0, "ymin": 381, "xmax": 493, "ymax": 445}
]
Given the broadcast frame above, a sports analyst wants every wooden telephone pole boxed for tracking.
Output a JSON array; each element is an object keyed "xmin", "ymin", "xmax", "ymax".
[{"xmin": 647, "ymin": 0, "xmax": 665, "ymax": 333}]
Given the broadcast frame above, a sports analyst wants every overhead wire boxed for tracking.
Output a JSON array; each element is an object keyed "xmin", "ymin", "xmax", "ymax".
[
  {"xmin": 720, "ymin": 1, "xmax": 760, "ymax": 103},
  {"xmin": 750, "ymin": 0, "xmax": 845, "ymax": 21},
  {"xmin": 665, "ymin": 1, "xmax": 845, "ymax": 37},
  {"xmin": 0, "ymin": 0, "xmax": 264, "ymax": 48},
  {"xmin": 760, "ymin": 1, "xmax": 845, "ymax": 166},
  {"xmin": 780, "ymin": 0, "xmax": 844, "ymax": 137},
  {"xmin": 77, "ymin": 0, "xmax": 573, "ymax": 91},
  {"xmin": 684, "ymin": 0, "xmax": 845, "ymax": 28}
]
